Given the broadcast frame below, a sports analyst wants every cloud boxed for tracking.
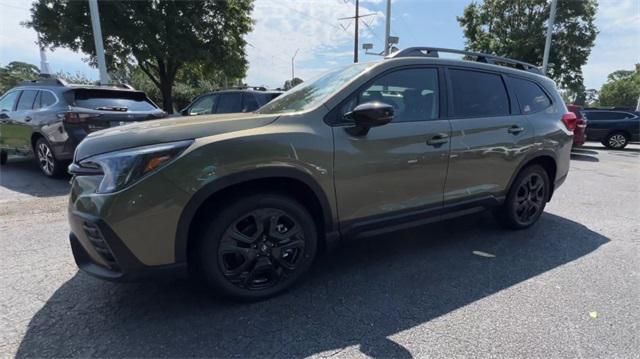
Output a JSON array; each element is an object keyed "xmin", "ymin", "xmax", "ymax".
[
  {"xmin": 582, "ymin": 0, "xmax": 640, "ymax": 89},
  {"xmin": 245, "ymin": 0, "xmax": 382, "ymax": 87}
]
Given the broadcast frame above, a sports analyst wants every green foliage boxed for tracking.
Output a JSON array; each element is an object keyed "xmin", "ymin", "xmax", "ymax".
[
  {"xmin": 599, "ymin": 64, "xmax": 640, "ymax": 108},
  {"xmin": 457, "ymin": 0, "xmax": 598, "ymax": 92},
  {"xmin": 0, "ymin": 62, "xmax": 40, "ymax": 93},
  {"xmin": 27, "ymin": 0, "xmax": 254, "ymax": 112},
  {"xmin": 283, "ymin": 77, "xmax": 303, "ymax": 91},
  {"xmin": 55, "ymin": 71, "xmax": 95, "ymax": 85}
]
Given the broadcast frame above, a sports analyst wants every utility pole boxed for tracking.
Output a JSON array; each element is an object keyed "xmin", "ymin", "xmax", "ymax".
[
  {"xmin": 37, "ymin": 36, "xmax": 51, "ymax": 76},
  {"xmin": 542, "ymin": 0, "xmax": 558, "ymax": 74},
  {"xmin": 354, "ymin": 0, "xmax": 359, "ymax": 63},
  {"xmin": 384, "ymin": 0, "xmax": 391, "ymax": 56},
  {"xmin": 291, "ymin": 48, "xmax": 299, "ymax": 80},
  {"xmin": 338, "ymin": 0, "xmax": 375, "ymax": 63},
  {"xmin": 88, "ymin": 0, "xmax": 110, "ymax": 85}
]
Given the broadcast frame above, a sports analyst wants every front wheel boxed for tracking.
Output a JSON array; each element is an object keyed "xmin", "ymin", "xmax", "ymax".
[
  {"xmin": 197, "ymin": 193, "xmax": 318, "ymax": 301},
  {"xmin": 35, "ymin": 138, "xmax": 65, "ymax": 178},
  {"xmin": 494, "ymin": 165, "xmax": 550, "ymax": 230},
  {"xmin": 603, "ymin": 132, "xmax": 628, "ymax": 149}
]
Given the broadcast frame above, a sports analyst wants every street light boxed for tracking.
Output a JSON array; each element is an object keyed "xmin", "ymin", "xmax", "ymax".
[{"xmin": 291, "ymin": 48, "xmax": 299, "ymax": 81}]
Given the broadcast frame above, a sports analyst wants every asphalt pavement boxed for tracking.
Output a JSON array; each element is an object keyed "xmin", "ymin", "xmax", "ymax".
[{"xmin": 1, "ymin": 142, "xmax": 639, "ymax": 358}]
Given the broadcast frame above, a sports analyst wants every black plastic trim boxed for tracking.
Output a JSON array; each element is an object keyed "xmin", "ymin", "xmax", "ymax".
[{"xmin": 174, "ymin": 167, "xmax": 336, "ymax": 262}]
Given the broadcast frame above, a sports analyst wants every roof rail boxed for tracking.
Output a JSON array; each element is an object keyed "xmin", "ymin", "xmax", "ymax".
[
  {"xmin": 18, "ymin": 77, "xmax": 69, "ymax": 87},
  {"xmin": 387, "ymin": 47, "xmax": 543, "ymax": 75}
]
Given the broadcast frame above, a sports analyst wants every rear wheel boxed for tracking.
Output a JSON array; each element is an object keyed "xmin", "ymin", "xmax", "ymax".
[
  {"xmin": 35, "ymin": 138, "xmax": 65, "ymax": 178},
  {"xmin": 603, "ymin": 132, "xmax": 628, "ymax": 149},
  {"xmin": 197, "ymin": 193, "xmax": 318, "ymax": 301},
  {"xmin": 494, "ymin": 165, "xmax": 550, "ymax": 230}
]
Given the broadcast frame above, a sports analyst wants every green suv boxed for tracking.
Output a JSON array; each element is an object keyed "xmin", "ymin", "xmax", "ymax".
[{"xmin": 68, "ymin": 47, "xmax": 575, "ymax": 300}]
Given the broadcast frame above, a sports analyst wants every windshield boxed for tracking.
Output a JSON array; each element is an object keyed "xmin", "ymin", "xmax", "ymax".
[{"xmin": 258, "ymin": 62, "xmax": 375, "ymax": 114}]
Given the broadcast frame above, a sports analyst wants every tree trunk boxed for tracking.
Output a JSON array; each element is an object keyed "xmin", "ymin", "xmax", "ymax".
[{"xmin": 159, "ymin": 79, "xmax": 173, "ymax": 113}]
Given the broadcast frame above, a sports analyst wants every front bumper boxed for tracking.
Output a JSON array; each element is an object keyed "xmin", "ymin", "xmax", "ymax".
[{"xmin": 69, "ymin": 210, "xmax": 187, "ymax": 282}]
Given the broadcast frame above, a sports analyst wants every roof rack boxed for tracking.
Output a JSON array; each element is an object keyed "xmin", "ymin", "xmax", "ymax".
[
  {"xmin": 18, "ymin": 77, "xmax": 69, "ymax": 87},
  {"xmin": 387, "ymin": 47, "xmax": 543, "ymax": 75}
]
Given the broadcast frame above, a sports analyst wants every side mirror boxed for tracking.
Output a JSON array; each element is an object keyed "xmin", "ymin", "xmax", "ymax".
[
  {"xmin": 181, "ymin": 108, "xmax": 190, "ymax": 116},
  {"xmin": 346, "ymin": 102, "xmax": 394, "ymax": 127}
]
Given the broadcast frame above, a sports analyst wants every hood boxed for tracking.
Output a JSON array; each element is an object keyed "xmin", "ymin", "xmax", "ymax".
[{"xmin": 74, "ymin": 112, "xmax": 279, "ymax": 161}]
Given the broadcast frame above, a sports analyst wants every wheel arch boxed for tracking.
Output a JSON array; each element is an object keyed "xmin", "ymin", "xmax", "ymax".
[
  {"xmin": 175, "ymin": 167, "xmax": 337, "ymax": 263},
  {"xmin": 30, "ymin": 131, "xmax": 45, "ymax": 152},
  {"xmin": 507, "ymin": 152, "xmax": 558, "ymax": 202}
]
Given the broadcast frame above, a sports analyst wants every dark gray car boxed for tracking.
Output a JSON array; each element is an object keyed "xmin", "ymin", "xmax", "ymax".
[
  {"xmin": 67, "ymin": 47, "xmax": 574, "ymax": 300},
  {"xmin": 0, "ymin": 78, "xmax": 165, "ymax": 176}
]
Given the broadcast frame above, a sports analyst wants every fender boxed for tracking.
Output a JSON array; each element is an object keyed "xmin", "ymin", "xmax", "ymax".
[
  {"xmin": 504, "ymin": 149, "xmax": 560, "ymax": 199},
  {"xmin": 174, "ymin": 167, "xmax": 337, "ymax": 262}
]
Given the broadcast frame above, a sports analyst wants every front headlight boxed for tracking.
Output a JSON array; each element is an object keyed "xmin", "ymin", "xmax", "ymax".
[{"xmin": 77, "ymin": 140, "xmax": 193, "ymax": 194}]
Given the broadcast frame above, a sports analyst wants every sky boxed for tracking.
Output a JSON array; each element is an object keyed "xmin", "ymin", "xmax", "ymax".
[{"xmin": 0, "ymin": 0, "xmax": 638, "ymax": 91}]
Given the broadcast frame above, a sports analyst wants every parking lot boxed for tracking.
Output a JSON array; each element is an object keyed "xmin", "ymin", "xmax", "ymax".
[{"xmin": 0, "ymin": 142, "xmax": 639, "ymax": 358}]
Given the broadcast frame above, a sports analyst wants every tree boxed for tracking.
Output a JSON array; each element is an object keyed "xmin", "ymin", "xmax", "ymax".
[
  {"xmin": 283, "ymin": 77, "xmax": 303, "ymax": 91},
  {"xmin": 0, "ymin": 61, "xmax": 40, "ymax": 93},
  {"xmin": 27, "ymin": 0, "xmax": 254, "ymax": 112},
  {"xmin": 599, "ymin": 64, "xmax": 640, "ymax": 108},
  {"xmin": 457, "ymin": 0, "xmax": 598, "ymax": 93}
]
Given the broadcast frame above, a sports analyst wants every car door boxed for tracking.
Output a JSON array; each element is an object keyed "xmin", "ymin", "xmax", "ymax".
[
  {"xmin": 443, "ymin": 68, "xmax": 534, "ymax": 204},
  {"xmin": 186, "ymin": 94, "xmax": 218, "ymax": 116},
  {"xmin": 332, "ymin": 67, "xmax": 451, "ymax": 230},
  {"xmin": 0, "ymin": 90, "xmax": 21, "ymax": 151},
  {"xmin": 4, "ymin": 89, "xmax": 38, "ymax": 153},
  {"xmin": 215, "ymin": 93, "xmax": 243, "ymax": 114},
  {"xmin": 583, "ymin": 111, "xmax": 614, "ymax": 140}
]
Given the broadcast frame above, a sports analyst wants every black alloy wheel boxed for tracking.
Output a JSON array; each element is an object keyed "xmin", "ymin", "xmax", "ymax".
[
  {"xmin": 494, "ymin": 164, "xmax": 549, "ymax": 229},
  {"xmin": 218, "ymin": 208, "xmax": 306, "ymax": 290},
  {"xmin": 198, "ymin": 193, "xmax": 317, "ymax": 300}
]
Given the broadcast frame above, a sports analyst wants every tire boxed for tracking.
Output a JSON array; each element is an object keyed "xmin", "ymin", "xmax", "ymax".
[
  {"xmin": 494, "ymin": 165, "xmax": 550, "ymax": 230},
  {"xmin": 0, "ymin": 150, "xmax": 7, "ymax": 165},
  {"xmin": 603, "ymin": 132, "xmax": 629, "ymax": 149},
  {"xmin": 34, "ymin": 137, "xmax": 65, "ymax": 178},
  {"xmin": 197, "ymin": 192, "xmax": 318, "ymax": 301}
]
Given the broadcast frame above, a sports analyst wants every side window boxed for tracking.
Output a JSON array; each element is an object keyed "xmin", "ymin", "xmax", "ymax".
[
  {"xmin": 509, "ymin": 77, "xmax": 551, "ymax": 114},
  {"xmin": 341, "ymin": 68, "xmax": 439, "ymax": 123},
  {"xmin": 0, "ymin": 91, "xmax": 20, "ymax": 112},
  {"xmin": 449, "ymin": 69, "xmax": 509, "ymax": 117},
  {"xmin": 216, "ymin": 93, "xmax": 243, "ymax": 114},
  {"xmin": 242, "ymin": 93, "xmax": 259, "ymax": 112},
  {"xmin": 16, "ymin": 90, "xmax": 38, "ymax": 111},
  {"xmin": 40, "ymin": 91, "xmax": 57, "ymax": 108},
  {"xmin": 33, "ymin": 91, "xmax": 42, "ymax": 110},
  {"xmin": 189, "ymin": 95, "xmax": 216, "ymax": 115}
]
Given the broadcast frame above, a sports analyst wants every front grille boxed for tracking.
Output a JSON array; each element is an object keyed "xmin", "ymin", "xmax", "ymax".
[{"xmin": 82, "ymin": 222, "xmax": 117, "ymax": 267}]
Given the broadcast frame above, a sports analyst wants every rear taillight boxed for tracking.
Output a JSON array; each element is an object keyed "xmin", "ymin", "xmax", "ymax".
[
  {"xmin": 561, "ymin": 112, "xmax": 577, "ymax": 132},
  {"xmin": 58, "ymin": 112, "xmax": 100, "ymax": 124}
]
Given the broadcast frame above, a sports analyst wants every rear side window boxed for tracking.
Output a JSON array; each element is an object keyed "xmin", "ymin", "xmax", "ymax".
[
  {"xmin": 585, "ymin": 111, "xmax": 628, "ymax": 120},
  {"xmin": 0, "ymin": 91, "xmax": 20, "ymax": 111},
  {"xmin": 73, "ymin": 90, "xmax": 157, "ymax": 112},
  {"xmin": 216, "ymin": 93, "xmax": 243, "ymax": 114},
  {"xmin": 509, "ymin": 77, "xmax": 551, "ymax": 114},
  {"xmin": 449, "ymin": 69, "xmax": 509, "ymax": 117},
  {"xmin": 40, "ymin": 91, "xmax": 56, "ymax": 107},
  {"xmin": 16, "ymin": 90, "xmax": 38, "ymax": 110}
]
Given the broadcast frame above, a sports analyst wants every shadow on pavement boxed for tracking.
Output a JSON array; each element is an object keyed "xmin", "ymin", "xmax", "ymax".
[
  {"xmin": 16, "ymin": 212, "xmax": 608, "ymax": 358},
  {"xmin": 570, "ymin": 153, "xmax": 599, "ymax": 162},
  {"xmin": 581, "ymin": 144, "xmax": 640, "ymax": 153},
  {"xmin": 0, "ymin": 157, "xmax": 70, "ymax": 197},
  {"xmin": 570, "ymin": 148, "xmax": 599, "ymax": 155}
]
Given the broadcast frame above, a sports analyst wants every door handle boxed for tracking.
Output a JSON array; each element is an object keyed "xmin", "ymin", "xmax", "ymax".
[
  {"xmin": 24, "ymin": 116, "xmax": 32, "ymax": 122},
  {"xmin": 508, "ymin": 125, "xmax": 524, "ymax": 134},
  {"xmin": 427, "ymin": 133, "xmax": 449, "ymax": 146}
]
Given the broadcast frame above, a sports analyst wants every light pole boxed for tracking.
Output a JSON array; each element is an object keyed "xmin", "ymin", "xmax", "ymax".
[
  {"xmin": 384, "ymin": 0, "xmax": 391, "ymax": 56},
  {"xmin": 88, "ymin": 0, "xmax": 110, "ymax": 85},
  {"xmin": 37, "ymin": 35, "xmax": 51, "ymax": 76},
  {"xmin": 542, "ymin": 0, "xmax": 558, "ymax": 74},
  {"xmin": 291, "ymin": 48, "xmax": 299, "ymax": 81}
]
